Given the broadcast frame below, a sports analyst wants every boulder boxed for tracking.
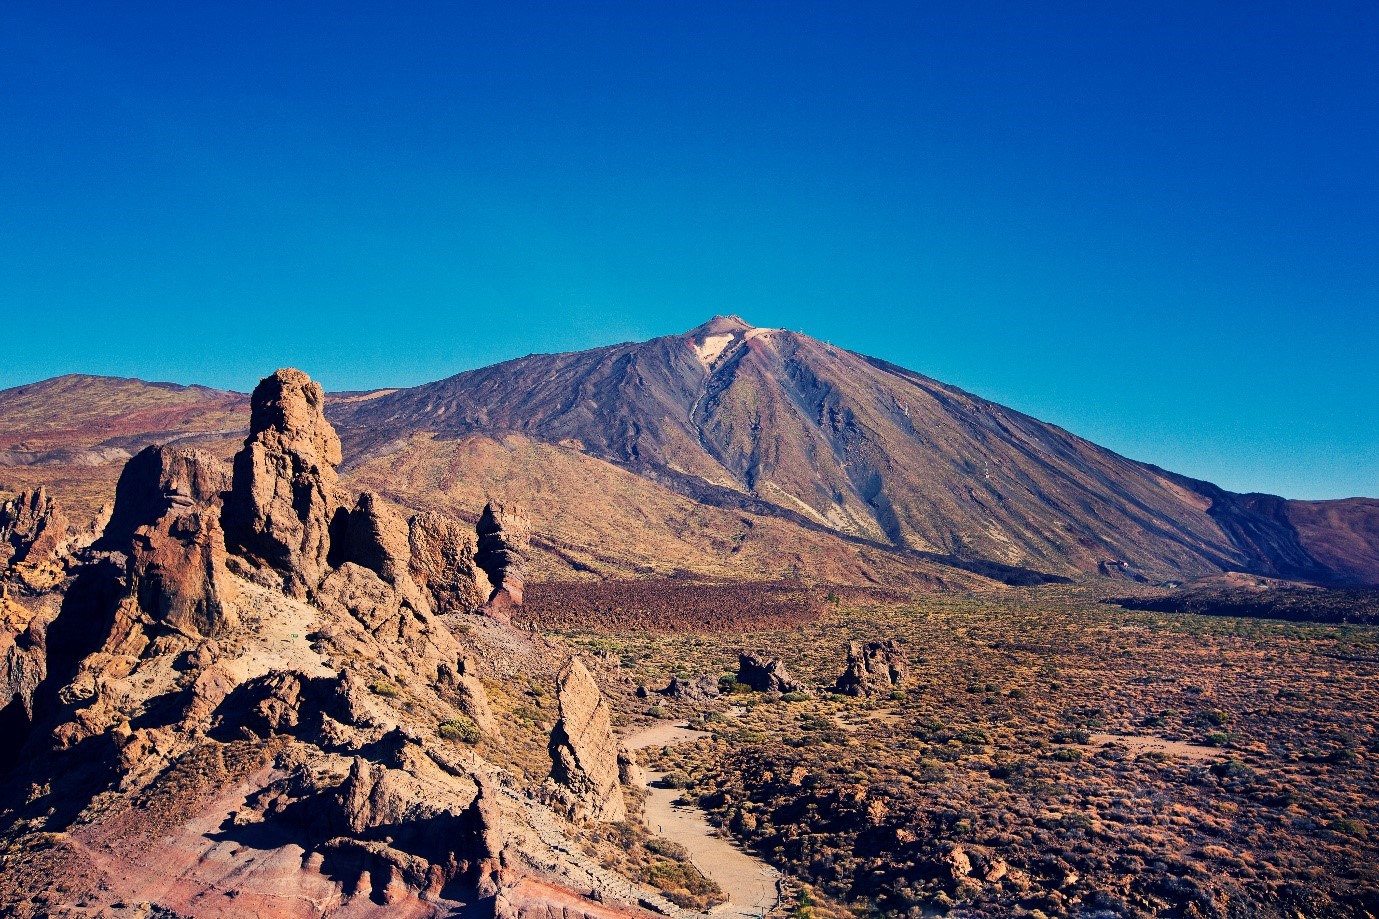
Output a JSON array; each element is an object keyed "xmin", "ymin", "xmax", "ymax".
[
  {"xmin": 834, "ymin": 639, "xmax": 907, "ymax": 697},
  {"xmin": 222, "ymin": 368, "xmax": 344, "ymax": 597},
  {"xmin": 128, "ymin": 504, "xmax": 240, "ymax": 640},
  {"xmin": 548, "ymin": 658, "xmax": 626, "ymax": 823},
  {"xmin": 333, "ymin": 491, "xmax": 433, "ymax": 613},
  {"xmin": 737, "ymin": 651, "xmax": 804, "ymax": 693},
  {"xmin": 476, "ymin": 500, "xmax": 529, "ymax": 615},
  {"xmin": 659, "ymin": 673, "xmax": 720, "ymax": 701},
  {"xmin": 438, "ymin": 657, "xmax": 499, "ymax": 737}
]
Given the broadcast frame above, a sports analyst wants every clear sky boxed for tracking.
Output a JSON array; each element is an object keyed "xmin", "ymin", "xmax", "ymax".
[{"xmin": 2, "ymin": 2, "xmax": 1375, "ymax": 499}]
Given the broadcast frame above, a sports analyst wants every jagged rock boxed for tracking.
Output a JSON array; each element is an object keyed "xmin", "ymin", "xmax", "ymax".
[
  {"xmin": 100, "ymin": 446, "xmax": 231, "ymax": 548},
  {"xmin": 0, "ymin": 591, "xmax": 50, "ymax": 730},
  {"xmin": 128, "ymin": 504, "xmax": 240, "ymax": 640},
  {"xmin": 223, "ymin": 368, "xmax": 344, "ymax": 597},
  {"xmin": 548, "ymin": 658, "xmax": 626, "ymax": 823},
  {"xmin": 476, "ymin": 500, "xmax": 529, "ymax": 615},
  {"xmin": 409, "ymin": 510, "xmax": 490, "ymax": 613},
  {"xmin": 737, "ymin": 651, "xmax": 804, "ymax": 693},
  {"xmin": 0, "ymin": 487, "xmax": 69, "ymax": 586},
  {"xmin": 87, "ymin": 445, "xmax": 243, "ymax": 642},
  {"xmin": 333, "ymin": 491, "xmax": 433, "ymax": 613},
  {"xmin": 336, "ymin": 492, "xmax": 411, "ymax": 584},
  {"xmin": 659, "ymin": 673, "xmax": 720, "ymax": 701},
  {"xmin": 833, "ymin": 639, "xmax": 907, "ymax": 697}
]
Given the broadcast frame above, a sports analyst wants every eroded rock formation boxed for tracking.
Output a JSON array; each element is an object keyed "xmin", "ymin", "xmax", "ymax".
[
  {"xmin": 223, "ymin": 368, "xmax": 344, "ymax": 596},
  {"xmin": 476, "ymin": 500, "xmax": 528, "ymax": 614},
  {"xmin": 548, "ymin": 658, "xmax": 627, "ymax": 823},
  {"xmin": 0, "ymin": 368, "xmax": 673, "ymax": 919},
  {"xmin": 737, "ymin": 651, "xmax": 805, "ymax": 693},
  {"xmin": 0, "ymin": 486, "xmax": 69, "ymax": 586},
  {"xmin": 409, "ymin": 510, "xmax": 490, "ymax": 613},
  {"xmin": 834, "ymin": 639, "xmax": 907, "ymax": 697}
]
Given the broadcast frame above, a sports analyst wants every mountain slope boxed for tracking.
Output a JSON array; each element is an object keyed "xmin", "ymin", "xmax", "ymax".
[
  {"xmin": 1, "ymin": 322, "xmax": 1374, "ymax": 586},
  {"xmin": 330, "ymin": 316, "xmax": 1372, "ymax": 585}
]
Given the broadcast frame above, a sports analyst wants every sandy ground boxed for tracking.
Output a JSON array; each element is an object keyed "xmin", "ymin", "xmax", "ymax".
[
  {"xmin": 624, "ymin": 721, "xmax": 780, "ymax": 918},
  {"xmin": 1087, "ymin": 732, "xmax": 1219, "ymax": 762}
]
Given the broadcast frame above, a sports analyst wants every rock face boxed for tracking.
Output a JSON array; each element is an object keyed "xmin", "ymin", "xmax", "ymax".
[
  {"xmin": 0, "ymin": 486, "xmax": 69, "ymax": 576},
  {"xmin": 548, "ymin": 658, "xmax": 626, "ymax": 823},
  {"xmin": 737, "ymin": 651, "xmax": 805, "ymax": 693},
  {"xmin": 102, "ymin": 445, "xmax": 241, "ymax": 642},
  {"xmin": 100, "ymin": 445, "xmax": 231, "ymax": 548},
  {"xmin": 834, "ymin": 640, "xmax": 907, "ymax": 697},
  {"xmin": 223, "ymin": 368, "xmax": 344, "ymax": 596},
  {"xmin": 476, "ymin": 500, "xmax": 528, "ymax": 614},
  {"xmin": 409, "ymin": 510, "xmax": 490, "ymax": 613},
  {"xmin": 128, "ymin": 503, "xmax": 240, "ymax": 641}
]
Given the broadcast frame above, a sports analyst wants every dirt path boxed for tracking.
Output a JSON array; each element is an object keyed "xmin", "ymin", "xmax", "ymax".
[{"xmin": 624, "ymin": 721, "xmax": 780, "ymax": 918}]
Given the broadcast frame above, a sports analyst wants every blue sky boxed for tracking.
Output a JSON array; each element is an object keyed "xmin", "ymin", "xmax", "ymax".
[{"xmin": 2, "ymin": 2, "xmax": 1375, "ymax": 499}]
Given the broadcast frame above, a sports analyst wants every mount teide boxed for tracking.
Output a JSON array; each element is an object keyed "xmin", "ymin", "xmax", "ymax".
[
  {"xmin": 326, "ymin": 316, "xmax": 1377, "ymax": 586},
  {"xmin": 2, "ymin": 317, "xmax": 1375, "ymax": 586}
]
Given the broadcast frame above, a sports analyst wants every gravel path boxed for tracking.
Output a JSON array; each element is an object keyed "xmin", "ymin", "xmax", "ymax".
[{"xmin": 624, "ymin": 721, "xmax": 780, "ymax": 918}]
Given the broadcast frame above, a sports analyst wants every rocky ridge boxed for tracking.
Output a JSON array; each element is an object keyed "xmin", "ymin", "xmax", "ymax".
[{"xmin": 0, "ymin": 369, "xmax": 670, "ymax": 919}]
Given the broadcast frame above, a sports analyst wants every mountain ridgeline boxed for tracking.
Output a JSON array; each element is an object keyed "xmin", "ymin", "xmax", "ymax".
[
  {"xmin": 1, "ymin": 317, "xmax": 1375, "ymax": 587},
  {"xmin": 327, "ymin": 316, "xmax": 1377, "ymax": 587}
]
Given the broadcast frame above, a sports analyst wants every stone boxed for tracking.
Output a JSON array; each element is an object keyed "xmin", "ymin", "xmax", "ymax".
[
  {"xmin": 476, "ymin": 500, "xmax": 529, "ymax": 615},
  {"xmin": 100, "ymin": 446, "xmax": 230, "ymax": 549},
  {"xmin": 659, "ymin": 673, "xmax": 720, "ymax": 701},
  {"xmin": 128, "ymin": 505, "xmax": 240, "ymax": 639},
  {"xmin": 336, "ymin": 492, "xmax": 411, "ymax": 585},
  {"xmin": 333, "ymin": 491, "xmax": 431, "ymax": 612},
  {"xmin": 223, "ymin": 368, "xmax": 344, "ymax": 597},
  {"xmin": 408, "ymin": 510, "xmax": 490, "ymax": 613},
  {"xmin": 833, "ymin": 639, "xmax": 907, "ymax": 697},
  {"xmin": 736, "ymin": 652, "xmax": 804, "ymax": 693},
  {"xmin": 438, "ymin": 658, "xmax": 498, "ymax": 737},
  {"xmin": 548, "ymin": 658, "xmax": 626, "ymax": 823},
  {"xmin": 0, "ymin": 487, "xmax": 69, "ymax": 585}
]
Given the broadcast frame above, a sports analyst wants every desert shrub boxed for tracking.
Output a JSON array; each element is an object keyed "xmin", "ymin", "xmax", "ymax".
[
  {"xmin": 1050, "ymin": 748, "xmax": 1083, "ymax": 762},
  {"xmin": 439, "ymin": 715, "xmax": 480, "ymax": 744},
  {"xmin": 781, "ymin": 691, "xmax": 811, "ymax": 703},
  {"xmin": 645, "ymin": 836, "xmax": 690, "ymax": 860},
  {"xmin": 369, "ymin": 680, "xmax": 399, "ymax": 698},
  {"xmin": 1329, "ymin": 818, "xmax": 1367, "ymax": 838},
  {"xmin": 660, "ymin": 771, "xmax": 691, "ymax": 789}
]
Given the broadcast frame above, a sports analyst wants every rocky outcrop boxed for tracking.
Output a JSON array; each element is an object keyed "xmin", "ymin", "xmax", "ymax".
[
  {"xmin": 409, "ymin": 510, "xmax": 490, "ymax": 613},
  {"xmin": 476, "ymin": 500, "xmax": 528, "ymax": 615},
  {"xmin": 659, "ymin": 673, "xmax": 721, "ymax": 701},
  {"xmin": 127, "ymin": 503, "xmax": 240, "ymax": 641},
  {"xmin": 99, "ymin": 445, "xmax": 231, "ymax": 548},
  {"xmin": 0, "ymin": 368, "xmax": 667, "ymax": 919},
  {"xmin": 438, "ymin": 656, "xmax": 498, "ymax": 737},
  {"xmin": 0, "ymin": 487, "xmax": 69, "ymax": 585},
  {"xmin": 223, "ymin": 368, "xmax": 344, "ymax": 597},
  {"xmin": 98, "ymin": 445, "xmax": 241, "ymax": 642},
  {"xmin": 548, "ymin": 658, "xmax": 626, "ymax": 823},
  {"xmin": 737, "ymin": 651, "xmax": 805, "ymax": 693},
  {"xmin": 833, "ymin": 639, "xmax": 907, "ymax": 697}
]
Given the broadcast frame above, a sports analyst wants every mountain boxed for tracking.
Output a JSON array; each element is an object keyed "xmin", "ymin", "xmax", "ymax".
[
  {"xmin": 1, "ymin": 320, "xmax": 1375, "ymax": 586},
  {"xmin": 327, "ymin": 316, "xmax": 1378, "ymax": 586}
]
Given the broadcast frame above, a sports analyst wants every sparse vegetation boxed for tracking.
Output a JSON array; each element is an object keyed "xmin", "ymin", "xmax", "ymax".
[{"xmin": 569, "ymin": 585, "xmax": 1379, "ymax": 917}]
